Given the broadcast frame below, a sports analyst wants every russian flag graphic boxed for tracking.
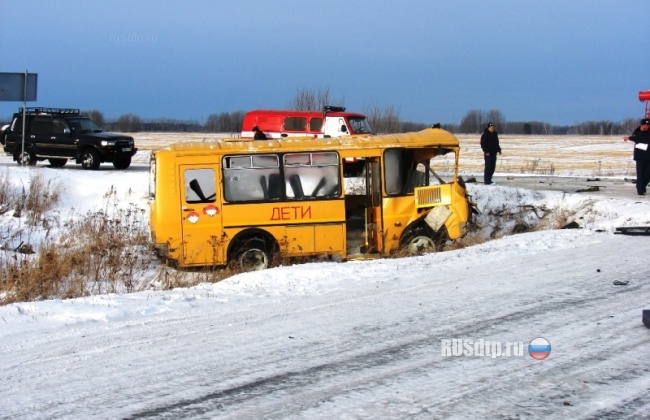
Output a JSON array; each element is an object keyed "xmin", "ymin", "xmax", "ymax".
[{"xmin": 528, "ymin": 337, "xmax": 551, "ymax": 360}]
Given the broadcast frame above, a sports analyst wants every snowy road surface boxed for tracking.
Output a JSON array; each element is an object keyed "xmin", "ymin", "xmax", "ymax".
[{"xmin": 2, "ymin": 230, "xmax": 650, "ymax": 419}]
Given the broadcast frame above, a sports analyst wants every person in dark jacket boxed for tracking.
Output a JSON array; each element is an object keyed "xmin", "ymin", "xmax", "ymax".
[
  {"xmin": 624, "ymin": 118, "xmax": 650, "ymax": 195},
  {"xmin": 253, "ymin": 126, "xmax": 267, "ymax": 140},
  {"xmin": 480, "ymin": 122, "xmax": 501, "ymax": 185}
]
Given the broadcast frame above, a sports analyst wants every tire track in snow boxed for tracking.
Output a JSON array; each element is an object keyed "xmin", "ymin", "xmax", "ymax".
[{"xmin": 126, "ymin": 278, "xmax": 650, "ymax": 418}]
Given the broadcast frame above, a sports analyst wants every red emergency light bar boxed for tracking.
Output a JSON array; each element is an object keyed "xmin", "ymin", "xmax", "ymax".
[
  {"xmin": 640, "ymin": 91, "xmax": 650, "ymax": 118},
  {"xmin": 639, "ymin": 91, "xmax": 650, "ymax": 102}
]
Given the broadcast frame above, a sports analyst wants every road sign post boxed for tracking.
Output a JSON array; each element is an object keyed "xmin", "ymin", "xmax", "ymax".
[{"xmin": 0, "ymin": 71, "xmax": 38, "ymax": 163}]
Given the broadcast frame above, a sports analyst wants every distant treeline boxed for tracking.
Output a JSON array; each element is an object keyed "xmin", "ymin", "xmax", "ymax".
[
  {"xmin": 79, "ymin": 108, "xmax": 638, "ymax": 136},
  {"xmin": 454, "ymin": 109, "xmax": 639, "ymax": 136},
  {"xmin": 89, "ymin": 111, "xmax": 242, "ymax": 134}
]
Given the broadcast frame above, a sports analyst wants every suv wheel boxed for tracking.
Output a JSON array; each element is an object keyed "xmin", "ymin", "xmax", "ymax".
[
  {"xmin": 48, "ymin": 158, "xmax": 67, "ymax": 168},
  {"xmin": 17, "ymin": 150, "xmax": 37, "ymax": 166},
  {"xmin": 113, "ymin": 156, "xmax": 131, "ymax": 170},
  {"xmin": 81, "ymin": 149, "xmax": 101, "ymax": 170}
]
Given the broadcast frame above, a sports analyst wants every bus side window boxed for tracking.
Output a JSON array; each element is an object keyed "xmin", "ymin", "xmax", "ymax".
[
  {"xmin": 284, "ymin": 117, "xmax": 306, "ymax": 131},
  {"xmin": 384, "ymin": 149, "xmax": 403, "ymax": 195},
  {"xmin": 284, "ymin": 152, "xmax": 340, "ymax": 199},
  {"xmin": 223, "ymin": 154, "xmax": 280, "ymax": 202},
  {"xmin": 310, "ymin": 117, "xmax": 323, "ymax": 132},
  {"xmin": 259, "ymin": 173, "xmax": 283, "ymax": 200},
  {"xmin": 268, "ymin": 173, "xmax": 282, "ymax": 200},
  {"xmin": 289, "ymin": 175, "xmax": 305, "ymax": 199},
  {"xmin": 184, "ymin": 168, "xmax": 216, "ymax": 203}
]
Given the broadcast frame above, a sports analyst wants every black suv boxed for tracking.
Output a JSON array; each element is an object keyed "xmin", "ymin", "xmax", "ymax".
[{"xmin": 1, "ymin": 107, "xmax": 137, "ymax": 169}]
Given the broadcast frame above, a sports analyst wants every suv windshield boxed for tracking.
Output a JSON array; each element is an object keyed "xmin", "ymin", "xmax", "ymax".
[
  {"xmin": 349, "ymin": 117, "xmax": 372, "ymax": 134},
  {"xmin": 67, "ymin": 117, "xmax": 102, "ymax": 134}
]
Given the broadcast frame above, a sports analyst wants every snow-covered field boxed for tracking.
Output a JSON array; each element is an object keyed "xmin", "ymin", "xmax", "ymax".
[
  {"xmin": 132, "ymin": 132, "xmax": 638, "ymax": 177},
  {"xmin": 1, "ymin": 134, "xmax": 650, "ymax": 419},
  {"xmin": 457, "ymin": 134, "xmax": 636, "ymax": 177}
]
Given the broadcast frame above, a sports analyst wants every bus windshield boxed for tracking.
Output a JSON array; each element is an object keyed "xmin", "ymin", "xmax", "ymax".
[{"xmin": 383, "ymin": 148, "xmax": 456, "ymax": 195}]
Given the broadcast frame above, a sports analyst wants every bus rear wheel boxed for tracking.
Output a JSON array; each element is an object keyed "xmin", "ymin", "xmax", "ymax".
[{"xmin": 231, "ymin": 238, "xmax": 275, "ymax": 272}]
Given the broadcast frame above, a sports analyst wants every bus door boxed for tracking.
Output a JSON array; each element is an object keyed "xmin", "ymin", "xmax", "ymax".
[
  {"xmin": 363, "ymin": 157, "xmax": 383, "ymax": 254},
  {"xmin": 179, "ymin": 165, "xmax": 224, "ymax": 266}
]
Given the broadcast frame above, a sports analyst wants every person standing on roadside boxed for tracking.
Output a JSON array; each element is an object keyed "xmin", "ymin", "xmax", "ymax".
[
  {"xmin": 253, "ymin": 126, "xmax": 268, "ymax": 140},
  {"xmin": 480, "ymin": 122, "xmax": 501, "ymax": 185},
  {"xmin": 624, "ymin": 118, "xmax": 650, "ymax": 195}
]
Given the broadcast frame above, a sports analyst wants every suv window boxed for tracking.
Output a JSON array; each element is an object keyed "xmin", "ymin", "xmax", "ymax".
[
  {"xmin": 67, "ymin": 117, "xmax": 101, "ymax": 133},
  {"xmin": 11, "ymin": 117, "xmax": 24, "ymax": 133},
  {"xmin": 31, "ymin": 117, "xmax": 53, "ymax": 134},
  {"xmin": 33, "ymin": 117, "xmax": 66, "ymax": 134},
  {"xmin": 51, "ymin": 119, "xmax": 68, "ymax": 134}
]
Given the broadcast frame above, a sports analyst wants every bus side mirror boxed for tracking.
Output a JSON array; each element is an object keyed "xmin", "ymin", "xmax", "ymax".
[{"xmin": 340, "ymin": 125, "xmax": 348, "ymax": 133}]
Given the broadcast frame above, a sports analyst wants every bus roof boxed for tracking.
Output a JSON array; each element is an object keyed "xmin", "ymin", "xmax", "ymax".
[{"xmin": 156, "ymin": 128, "xmax": 460, "ymax": 156}]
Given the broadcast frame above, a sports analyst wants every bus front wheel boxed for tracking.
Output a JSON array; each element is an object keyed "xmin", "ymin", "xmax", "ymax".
[{"xmin": 401, "ymin": 226, "xmax": 447, "ymax": 256}]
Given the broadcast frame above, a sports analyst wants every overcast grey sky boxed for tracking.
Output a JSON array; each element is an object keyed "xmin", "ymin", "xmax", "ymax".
[{"xmin": 1, "ymin": 0, "xmax": 648, "ymax": 126}]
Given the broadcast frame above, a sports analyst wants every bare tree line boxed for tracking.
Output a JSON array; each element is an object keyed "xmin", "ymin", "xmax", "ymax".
[
  {"xmin": 288, "ymin": 87, "xmax": 344, "ymax": 111},
  {"xmin": 457, "ymin": 109, "xmax": 638, "ymax": 135},
  {"xmin": 459, "ymin": 109, "xmax": 507, "ymax": 133},
  {"xmin": 74, "ymin": 88, "xmax": 640, "ymax": 135}
]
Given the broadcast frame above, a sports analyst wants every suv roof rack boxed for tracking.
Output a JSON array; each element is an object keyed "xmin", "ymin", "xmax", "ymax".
[{"xmin": 18, "ymin": 107, "xmax": 80, "ymax": 116}]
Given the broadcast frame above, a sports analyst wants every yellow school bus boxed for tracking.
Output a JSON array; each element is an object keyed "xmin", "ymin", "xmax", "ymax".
[{"xmin": 148, "ymin": 127, "xmax": 475, "ymax": 270}]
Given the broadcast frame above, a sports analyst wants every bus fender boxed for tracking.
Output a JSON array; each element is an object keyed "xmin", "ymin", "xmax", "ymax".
[{"xmin": 424, "ymin": 205, "xmax": 453, "ymax": 233}]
